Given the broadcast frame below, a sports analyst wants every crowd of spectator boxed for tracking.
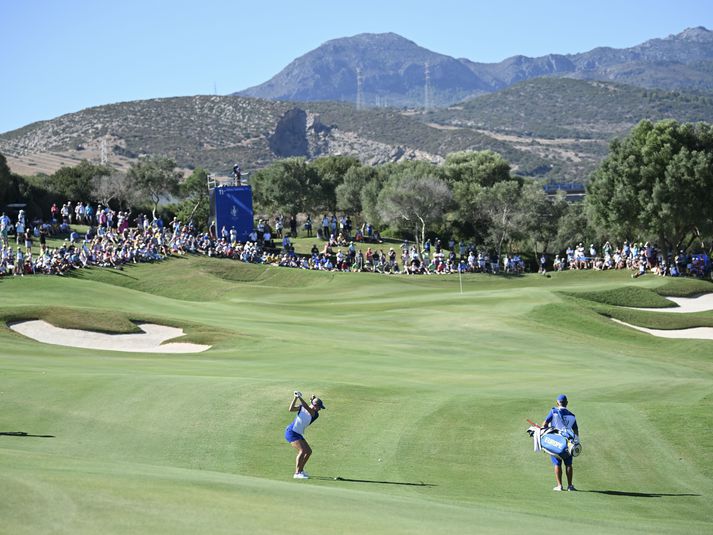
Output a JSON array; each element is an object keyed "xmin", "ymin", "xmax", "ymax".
[
  {"xmin": 1, "ymin": 203, "xmax": 169, "ymax": 277},
  {"xmin": 547, "ymin": 241, "xmax": 711, "ymax": 278},
  {"xmin": 0, "ymin": 202, "xmax": 710, "ymax": 279}
]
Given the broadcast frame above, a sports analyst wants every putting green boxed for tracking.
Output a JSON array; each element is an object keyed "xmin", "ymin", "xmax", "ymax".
[{"xmin": 0, "ymin": 258, "xmax": 711, "ymax": 534}]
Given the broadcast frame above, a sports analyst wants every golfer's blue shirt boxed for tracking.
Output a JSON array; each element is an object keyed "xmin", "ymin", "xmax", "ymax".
[{"xmin": 288, "ymin": 407, "xmax": 318, "ymax": 435}]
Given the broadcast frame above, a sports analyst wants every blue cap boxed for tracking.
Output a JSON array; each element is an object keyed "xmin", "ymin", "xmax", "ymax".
[{"xmin": 557, "ymin": 394, "xmax": 568, "ymax": 403}]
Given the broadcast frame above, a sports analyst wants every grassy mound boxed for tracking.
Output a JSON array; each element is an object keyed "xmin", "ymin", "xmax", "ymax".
[
  {"xmin": 563, "ymin": 285, "xmax": 676, "ymax": 308},
  {"xmin": 654, "ymin": 278, "xmax": 713, "ymax": 297},
  {"xmin": 603, "ymin": 307, "xmax": 713, "ymax": 330},
  {"xmin": 561, "ymin": 278, "xmax": 713, "ymax": 330},
  {"xmin": 1, "ymin": 306, "xmax": 142, "ymax": 334}
]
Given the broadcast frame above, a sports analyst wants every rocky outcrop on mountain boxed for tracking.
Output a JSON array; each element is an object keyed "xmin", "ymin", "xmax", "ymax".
[
  {"xmin": 267, "ymin": 106, "xmax": 442, "ymax": 165},
  {"xmin": 269, "ymin": 108, "xmax": 309, "ymax": 157}
]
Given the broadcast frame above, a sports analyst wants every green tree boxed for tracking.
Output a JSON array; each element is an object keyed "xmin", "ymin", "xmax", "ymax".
[
  {"xmin": 126, "ymin": 155, "xmax": 181, "ymax": 218},
  {"xmin": 49, "ymin": 160, "xmax": 111, "ymax": 201},
  {"xmin": 474, "ymin": 180, "xmax": 524, "ymax": 260},
  {"xmin": 377, "ymin": 175, "xmax": 452, "ymax": 254},
  {"xmin": 251, "ymin": 158, "xmax": 320, "ymax": 216},
  {"xmin": 520, "ymin": 186, "xmax": 569, "ymax": 258},
  {"xmin": 448, "ymin": 151, "xmax": 514, "ymax": 240},
  {"xmin": 553, "ymin": 203, "xmax": 594, "ymax": 253},
  {"xmin": 442, "ymin": 150, "xmax": 511, "ymax": 188},
  {"xmin": 381, "ymin": 160, "xmax": 438, "ymax": 182},
  {"xmin": 359, "ymin": 178, "xmax": 384, "ymax": 228},
  {"xmin": 310, "ymin": 155, "xmax": 360, "ymax": 213},
  {"xmin": 336, "ymin": 165, "xmax": 378, "ymax": 215},
  {"xmin": 174, "ymin": 167, "xmax": 210, "ymax": 229},
  {"xmin": 0, "ymin": 153, "xmax": 15, "ymax": 207},
  {"xmin": 587, "ymin": 119, "xmax": 713, "ymax": 253},
  {"xmin": 91, "ymin": 172, "xmax": 134, "ymax": 208}
]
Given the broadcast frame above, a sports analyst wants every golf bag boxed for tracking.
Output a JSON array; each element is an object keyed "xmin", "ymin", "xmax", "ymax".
[{"xmin": 527, "ymin": 426, "xmax": 581, "ymax": 460}]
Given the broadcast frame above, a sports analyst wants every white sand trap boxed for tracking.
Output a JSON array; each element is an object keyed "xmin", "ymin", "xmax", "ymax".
[
  {"xmin": 611, "ymin": 318, "xmax": 713, "ymax": 340},
  {"xmin": 614, "ymin": 293, "xmax": 713, "ymax": 340},
  {"xmin": 631, "ymin": 293, "xmax": 713, "ymax": 313},
  {"xmin": 9, "ymin": 320, "xmax": 211, "ymax": 353}
]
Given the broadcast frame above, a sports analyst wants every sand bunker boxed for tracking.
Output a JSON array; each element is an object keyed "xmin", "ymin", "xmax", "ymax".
[
  {"xmin": 9, "ymin": 320, "xmax": 211, "ymax": 353},
  {"xmin": 615, "ymin": 293, "xmax": 713, "ymax": 340},
  {"xmin": 631, "ymin": 293, "xmax": 713, "ymax": 314},
  {"xmin": 611, "ymin": 318, "xmax": 713, "ymax": 340}
]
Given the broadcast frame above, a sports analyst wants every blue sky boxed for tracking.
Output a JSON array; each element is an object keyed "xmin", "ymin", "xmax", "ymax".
[{"xmin": 1, "ymin": 0, "xmax": 712, "ymax": 133}]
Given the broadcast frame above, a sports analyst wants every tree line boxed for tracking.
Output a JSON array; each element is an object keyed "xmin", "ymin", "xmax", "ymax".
[{"xmin": 2, "ymin": 118, "xmax": 712, "ymax": 261}]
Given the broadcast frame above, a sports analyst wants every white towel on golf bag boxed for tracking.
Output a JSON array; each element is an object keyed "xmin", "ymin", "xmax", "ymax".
[{"xmin": 528, "ymin": 426, "xmax": 543, "ymax": 452}]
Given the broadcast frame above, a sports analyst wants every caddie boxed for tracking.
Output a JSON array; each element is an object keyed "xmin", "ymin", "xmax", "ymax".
[{"xmin": 542, "ymin": 394, "xmax": 579, "ymax": 491}]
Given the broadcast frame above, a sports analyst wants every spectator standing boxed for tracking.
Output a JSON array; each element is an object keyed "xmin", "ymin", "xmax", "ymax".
[
  {"xmin": 321, "ymin": 215, "xmax": 329, "ymax": 240},
  {"xmin": 75, "ymin": 202, "xmax": 85, "ymax": 224},
  {"xmin": 85, "ymin": 204, "xmax": 94, "ymax": 225},
  {"xmin": 15, "ymin": 214, "xmax": 25, "ymax": 245},
  {"xmin": 14, "ymin": 247, "xmax": 24, "ymax": 276},
  {"xmin": 0, "ymin": 212, "xmax": 10, "ymax": 247},
  {"xmin": 24, "ymin": 225, "xmax": 33, "ymax": 255}
]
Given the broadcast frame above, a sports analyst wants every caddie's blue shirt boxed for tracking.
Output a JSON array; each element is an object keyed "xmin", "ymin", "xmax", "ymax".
[{"xmin": 544, "ymin": 407, "xmax": 578, "ymax": 434}]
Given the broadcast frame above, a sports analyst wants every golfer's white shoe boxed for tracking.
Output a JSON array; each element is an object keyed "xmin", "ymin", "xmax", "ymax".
[
  {"xmin": 567, "ymin": 485, "xmax": 577, "ymax": 491},
  {"xmin": 293, "ymin": 472, "xmax": 309, "ymax": 479},
  {"xmin": 301, "ymin": 471, "xmax": 309, "ymax": 477},
  {"xmin": 553, "ymin": 485, "xmax": 563, "ymax": 491}
]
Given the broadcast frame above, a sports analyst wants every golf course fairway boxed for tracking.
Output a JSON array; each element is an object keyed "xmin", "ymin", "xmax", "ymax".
[{"xmin": 1, "ymin": 256, "xmax": 711, "ymax": 534}]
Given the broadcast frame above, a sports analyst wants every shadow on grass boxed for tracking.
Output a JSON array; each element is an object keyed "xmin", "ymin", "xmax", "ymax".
[
  {"xmin": 0, "ymin": 431, "xmax": 54, "ymax": 438},
  {"xmin": 583, "ymin": 489, "xmax": 700, "ymax": 498},
  {"xmin": 310, "ymin": 475, "xmax": 435, "ymax": 487}
]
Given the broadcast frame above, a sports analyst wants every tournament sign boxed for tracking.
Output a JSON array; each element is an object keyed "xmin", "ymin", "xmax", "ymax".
[{"xmin": 211, "ymin": 186, "xmax": 254, "ymax": 242}]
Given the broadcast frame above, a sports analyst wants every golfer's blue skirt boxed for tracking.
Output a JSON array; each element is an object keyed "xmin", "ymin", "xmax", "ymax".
[{"xmin": 285, "ymin": 426, "xmax": 304, "ymax": 443}]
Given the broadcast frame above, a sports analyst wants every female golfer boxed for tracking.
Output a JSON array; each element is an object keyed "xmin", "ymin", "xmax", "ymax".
[{"xmin": 285, "ymin": 391, "xmax": 326, "ymax": 479}]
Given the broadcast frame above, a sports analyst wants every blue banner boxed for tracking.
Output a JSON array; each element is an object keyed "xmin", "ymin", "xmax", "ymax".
[{"xmin": 212, "ymin": 186, "xmax": 254, "ymax": 242}]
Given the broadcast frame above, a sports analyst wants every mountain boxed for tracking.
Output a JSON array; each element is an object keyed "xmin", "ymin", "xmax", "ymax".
[
  {"xmin": 239, "ymin": 33, "xmax": 490, "ymax": 108},
  {"xmin": 238, "ymin": 27, "xmax": 713, "ymax": 107},
  {"xmin": 0, "ymin": 95, "xmax": 495, "ymax": 176},
  {"xmin": 433, "ymin": 78, "xmax": 713, "ymax": 139},
  {"xmin": 3, "ymin": 79, "xmax": 713, "ymax": 181}
]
